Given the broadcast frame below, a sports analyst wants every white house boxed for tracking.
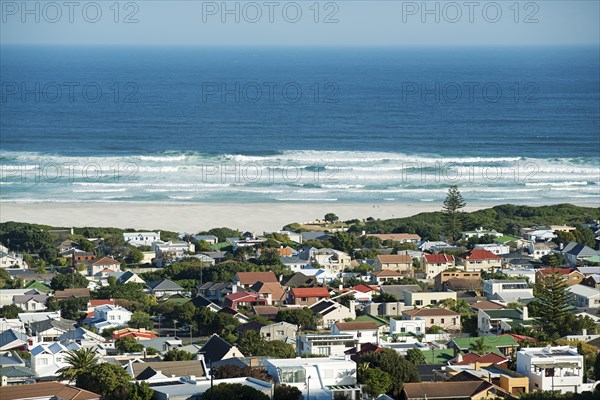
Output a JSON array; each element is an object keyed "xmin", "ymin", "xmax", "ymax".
[
  {"xmin": 266, "ymin": 357, "xmax": 360, "ymax": 400},
  {"xmin": 389, "ymin": 318, "xmax": 426, "ymax": 336},
  {"xmin": 264, "ymin": 230, "xmax": 303, "ymax": 244},
  {"xmin": 521, "ymin": 227, "xmax": 557, "ymax": 242},
  {"xmin": 296, "ymin": 334, "xmax": 356, "ymax": 357},
  {"xmin": 30, "ymin": 342, "xmax": 81, "ymax": 378},
  {"xmin": 478, "ymin": 307, "xmax": 532, "ymax": 335},
  {"xmin": 516, "ymin": 346, "xmax": 593, "ymax": 394},
  {"xmin": 123, "ymin": 231, "xmax": 161, "ymax": 247},
  {"xmin": 474, "ymin": 243, "xmax": 510, "ymax": 255},
  {"xmin": 528, "ymin": 242, "xmax": 552, "ymax": 259},
  {"xmin": 298, "ymin": 247, "xmax": 351, "ymax": 277},
  {"xmin": 482, "ymin": 279, "xmax": 534, "ymax": 303},
  {"xmin": 92, "ymin": 305, "xmax": 132, "ymax": 332},
  {"xmin": 153, "ymin": 240, "xmax": 195, "ymax": 261},
  {"xmin": 461, "ymin": 228, "xmax": 502, "ymax": 240},
  {"xmin": 0, "ymin": 251, "xmax": 28, "ymax": 269},
  {"xmin": 403, "ymin": 290, "xmax": 457, "ymax": 308},
  {"xmin": 502, "ymin": 268, "xmax": 536, "ymax": 284},
  {"xmin": 309, "ymin": 299, "xmax": 356, "ymax": 329},
  {"xmin": 331, "ymin": 321, "xmax": 379, "ymax": 344},
  {"xmin": 421, "ymin": 254, "xmax": 455, "ymax": 280},
  {"xmin": 192, "ymin": 235, "xmax": 219, "ymax": 245},
  {"xmin": 86, "ymin": 257, "xmax": 120, "ymax": 277},
  {"xmin": 567, "ymin": 284, "xmax": 600, "ymax": 308}
]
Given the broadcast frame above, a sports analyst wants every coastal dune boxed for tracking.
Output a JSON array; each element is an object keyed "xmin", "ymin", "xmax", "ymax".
[{"xmin": 0, "ymin": 203, "xmax": 488, "ymax": 232}]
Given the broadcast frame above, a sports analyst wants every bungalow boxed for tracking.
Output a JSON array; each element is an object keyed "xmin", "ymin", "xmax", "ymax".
[
  {"xmin": 199, "ymin": 334, "xmax": 244, "ymax": 364},
  {"xmin": 260, "ymin": 321, "xmax": 298, "ymax": 342},
  {"xmin": 146, "ymin": 279, "xmax": 185, "ymax": 298},
  {"xmin": 366, "ymin": 233, "xmax": 421, "ymax": 243},
  {"xmin": 401, "ymin": 308, "xmax": 461, "ymax": 331},
  {"xmin": 535, "ymin": 268, "xmax": 584, "ymax": 286},
  {"xmin": 108, "ymin": 270, "xmax": 145, "ymax": 285},
  {"xmin": 482, "ymin": 279, "xmax": 534, "ymax": 303},
  {"xmin": 0, "ymin": 252, "xmax": 28, "ymax": 269},
  {"xmin": 126, "ymin": 359, "xmax": 206, "ymax": 382},
  {"xmin": 401, "ymin": 381, "xmax": 508, "ymax": 400},
  {"xmin": 370, "ymin": 269, "xmax": 406, "ymax": 285},
  {"xmin": 403, "ymin": 290, "xmax": 457, "ymax": 308},
  {"xmin": 249, "ymin": 281, "xmax": 286, "ymax": 305},
  {"xmin": 390, "ymin": 318, "xmax": 425, "ymax": 336},
  {"xmin": 86, "ymin": 257, "xmax": 120, "ymax": 277},
  {"xmin": 450, "ymin": 335, "xmax": 519, "ymax": 357},
  {"xmin": 223, "ymin": 290, "xmax": 268, "ymax": 310},
  {"xmin": 477, "ymin": 307, "xmax": 532, "ymax": 335},
  {"xmin": 567, "ymin": 284, "xmax": 600, "ymax": 308},
  {"xmin": 122, "ymin": 231, "xmax": 161, "ymax": 247},
  {"xmin": 521, "ymin": 227, "xmax": 556, "ymax": 242},
  {"xmin": 310, "ymin": 299, "xmax": 356, "ymax": 329},
  {"xmin": 71, "ymin": 250, "xmax": 96, "ymax": 266},
  {"xmin": 233, "ymin": 271, "xmax": 278, "ymax": 289},
  {"xmin": 193, "ymin": 234, "xmax": 219, "ymax": 245},
  {"xmin": 374, "ymin": 254, "xmax": 413, "ymax": 275},
  {"xmin": 422, "ymin": 254, "xmax": 455, "ymax": 280},
  {"xmin": 457, "ymin": 249, "xmax": 502, "ymax": 272},
  {"xmin": 434, "ymin": 270, "xmax": 481, "ymax": 291},
  {"xmin": 12, "ymin": 294, "xmax": 49, "ymax": 312},
  {"xmin": 331, "ymin": 321, "xmax": 379, "ymax": 344},
  {"xmin": 561, "ymin": 242, "xmax": 600, "ymax": 266},
  {"xmin": 54, "ymin": 288, "xmax": 91, "ymax": 301},
  {"xmin": 288, "ymin": 287, "xmax": 330, "ymax": 306}
]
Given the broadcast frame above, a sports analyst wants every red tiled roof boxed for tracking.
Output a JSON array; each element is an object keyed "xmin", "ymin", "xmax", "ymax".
[
  {"xmin": 450, "ymin": 352, "xmax": 508, "ymax": 365},
  {"xmin": 226, "ymin": 290, "xmax": 260, "ymax": 301},
  {"xmin": 352, "ymin": 284, "xmax": 376, "ymax": 293},
  {"xmin": 470, "ymin": 301, "xmax": 505, "ymax": 311},
  {"xmin": 91, "ymin": 257, "xmax": 120, "ymax": 266},
  {"xmin": 424, "ymin": 254, "xmax": 455, "ymax": 263},
  {"xmin": 290, "ymin": 287, "xmax": 330, "ymax": 298},
  {"xmin": 89, "ymin": 299, "xmax": 115, "ymax": 307},
  {"xmin": 458, "ymin": 249, "xmax": 501, "ymax": 260},
  {"xmin": 112, "ymin": 328, "xmax": 157, "ymax": 340},
  {"xmin": 403, "ymin": 308, "xmax": 460, "ymax": 317},
  {"xmin": 502, "ymin": 333, "xmax": 539, "ymax": 343},
  {"xmin": 335, "ymin": 321, "xmax": 378, "ymax": 331}
]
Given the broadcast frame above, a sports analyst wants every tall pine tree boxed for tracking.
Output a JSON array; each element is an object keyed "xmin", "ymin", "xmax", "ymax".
[
  {"xmin": 533, "ymin": 269, "xmax": 571, "ymax": 338},
  {"xmin": 442, "ymin": 185, "xmax": 466, "ymax": 243}
]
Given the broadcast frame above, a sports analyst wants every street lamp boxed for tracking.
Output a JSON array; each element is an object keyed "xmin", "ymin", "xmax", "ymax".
[
  {"xmin": 173, "ymin": 319, "xmax": 178, "ymax": 337},
  {"xmin": 157, "ymin": 314, "xmax": 162, "ymax": 336},
  {"xmin": 307, "ymin": 375, "xmax": 311, "ymax": 400}
]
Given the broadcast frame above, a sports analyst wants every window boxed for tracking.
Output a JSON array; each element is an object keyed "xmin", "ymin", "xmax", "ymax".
[
  {"xmin": 430, "ymin": 319, "xmax": 434, "ymax": 324},
  {"xmin": 38, "ymin": 358, "xmax": 48, "ymax": 365},
  {"xmin": 441, "ymin": 318, "xmax": 445, "ymax": 323},
  {"xmin": 401, "ymin": 327, "xmax": 406, "ymax": 333},
  {"xmin": 545, "ymin": 368, "xmax": 555, "ymax": 377},
  {"xmin": 301, "ymin": 297, "xmax": 308, "ymax": 302},
  {"xmin": 416, "ymin": 300, "xmax": 423, "ymax": 306},
  {"xmin": 430, "ymin": 300, "xmax": 436, "ymax": 305},
  {"xmin": 281, "ymin": 369, "xmax": 306, "ymax": 383}
]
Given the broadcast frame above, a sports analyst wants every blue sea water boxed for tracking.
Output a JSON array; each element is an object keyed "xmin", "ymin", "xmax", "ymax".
[{"xmin": 1, "ymin": 45, "xmax": 599, "ymax": 204}]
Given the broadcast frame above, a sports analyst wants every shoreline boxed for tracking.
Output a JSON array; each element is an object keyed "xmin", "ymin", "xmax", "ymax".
[{"xmin": 1, "ymin": 201, "xmax": 598, "ymax": 232}]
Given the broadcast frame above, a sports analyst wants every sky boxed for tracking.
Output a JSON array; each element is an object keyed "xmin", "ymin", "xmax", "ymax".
[{"xmin": 1, "ymin": 0, "xmax": 599, "ymax": 46}]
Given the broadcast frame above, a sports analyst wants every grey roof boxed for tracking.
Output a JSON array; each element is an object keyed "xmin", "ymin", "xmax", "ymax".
[
  {"xmin": 563, "ymin": 242, "xmax": 599, "ymax": 257},
  {"xmin": 147, "ymin": 279, "xmax": 184, "ymax": 291},
  {"xmin": 301, "ymin": 232, "xmax": 332, "ymax": 241},
  {"xmin": 12, "ymin": 294, "xmax": 49, "ymax": 304},
  {"xmin": 281, "ymin": 272, "xmax": 317, "ymax": 287},
  {"xmin": 30, "ymin": 318, "xmax": 76, "ymax": 335},
  {"xmin": 199, "ymin": 335, "xmax": 236, "ymax": 364},
  {"xmin": 189, "ymin": 295, "xmax": 216, "ymax": 308},
  {"xmin": 115, "ymin": 271, "xmax": 136, "ymax": 285},
  {"xmin": 310, "ymin": 299, "xmax": 338, "ymax": 315},
  {"xmin": 0, "ymin": 352, "xmax": 24, "ymax": 367},
  {"xmin": 0, "ymin": 365, "xmax": 36, "ymax": 378},
  {"xmin": 201, "ymin": 251, "xmax": 229, "ymax": 259},
  {"xmin": 380, "ymin": 285, "xmax": 422, "ymax": 301}
]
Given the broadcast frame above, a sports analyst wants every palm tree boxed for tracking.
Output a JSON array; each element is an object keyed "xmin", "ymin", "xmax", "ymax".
[
  {"xmin": 468, "ymin": 337, "xmax": 491, "ymax": 355},
  {"xmin": 58, "ymin": 348, "xmax": 99, "ymax": 382}
]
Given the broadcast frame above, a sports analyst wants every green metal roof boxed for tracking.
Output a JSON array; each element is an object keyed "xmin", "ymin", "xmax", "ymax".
[
  {"xmin": 495, "ymin": 235, "xmax": 519, "ymax": 243},
  {"xmin": 352, "ymin": 314, "xmax": 389, "ymax": 327},
  {"xmin": 25, "ymin": 280, "xmax": 53, "ymax": 293},
  {"xmin": 483, "ymin": 309, "xmax": 523, "ymax": 320},
  {"xmin": 452, "ymin": 335, "xmax": 518, "ymax": 350},
  {"xmin": 419, "ymin": 348, "xmax": 455, "ymax": 364}
]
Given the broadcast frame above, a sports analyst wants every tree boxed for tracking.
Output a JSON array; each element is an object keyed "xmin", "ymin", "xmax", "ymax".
[
  {"xmin": 357, "ymin": 348, "xmax": 420, "ymax": 397},
  {"xmin": 276, "ymin": 307, "xmax": 320, "ymax": 330},
  {"xmin": 0, "ymin": 304, "xmax": 24, "ymax": 318},
  {"xmin": 127, "ymin": 247, "xmax": 145, "ymax": 264},
  {"xmin": 324, "ymin": 213, "xmax": 339, "ymax": 223},
  {"xmin": 468, "ymin": 337, "xmax": 492, "ymax": 354},
  {"xmin": 238, "ymin": 331, "xmax": 295, "ymax": 358},
  {"xmin": 405, "ymin": 348, "xmax": 426, "ymax": 365},
  {"xmin": 50, "ymin": 273, "xmax": 89, "ymax": 290},
  {"xmin": 129, "ymin": 382, "xmax": 154, "ymax": 400},
  {"xmin": 442, "ymin": 185, "xmax": 466, "ymax": 243},
  {"xmin": 128, "ymin": 311, "xmax": 153, "ymax": 330},
  {"xmin": 273, "ymin": 384, "xmax": 302, "ymax": 400},
  {"xmin": 211, "ymin": 365, "xmax": 270, "ymax": 381},
  {"xmin": 541, "ymin": 253, "xmax": 565, "ymax": 268},
  {"xmin": 361, "ymin": 367, "xmax": 392, "ymax": 398},
  {"xmin": 594, "ymin": 351, "xmax": 600, "ymax": 380},
  {"xmin": 163, "ymin": 348, "xmax": 195, "ymax": 361},
  {"xmin": 76, "ymin": 362, "xmax": 133, "ymax": 400},
  {"xmin": 57, "ymin": 348, "xmax": 99, "ymax": 382},
  {"xmin": 532, "ymin": 268, "xmax": 571, "ymax": 337},
  {"xmin": 115, "ymin": 336, "xmax": 144, "ymax": 353},
  {"xmin": 372, "ymin": 292, "xmax": 399, "ymax": 303},
  {"xmin": 201, "ymin": 383, "xmax": 269, "ymax": 400}
]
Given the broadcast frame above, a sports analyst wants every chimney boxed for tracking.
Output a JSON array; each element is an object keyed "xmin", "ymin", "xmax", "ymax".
[
  {"xmin": 349, "ymin": 299, "xmax": 356, "ymax": 316},
  {"xmin": 521, "ymin": 306, "xmax": 528, "ymax": 320},
  {"xmin": 456, "ymin": 353, "xmax": 463, "ymax": 363},
  {"xmin": 231, "ymin": 284, "xmax": 238, "ymax": 294},
  {"xmin": 474, "ymin": 361, "xmax": 480, "ymax": 371},
  {"xmin": 339, "ymin": 284, "xmax": 343, "ymax": 291}
]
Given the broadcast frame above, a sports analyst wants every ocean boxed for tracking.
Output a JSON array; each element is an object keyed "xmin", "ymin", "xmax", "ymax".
[{"xmin": 1, "ymin": 45, "xmax": 599, "ymax": 205}]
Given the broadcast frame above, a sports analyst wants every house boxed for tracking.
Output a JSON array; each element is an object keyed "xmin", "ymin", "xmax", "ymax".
[
  {"xmin": 112, "ymin": 327, "xmax": 157, "ymax": 340},
  {"xmin": 535, "ymin": 268, "xmax": 584, "ymax": 286},
  {"xmin": 450, "ymin": 336, "xmax": 519, "ymax": 357},
  {"xmin": 264, "ymin": 230, "xmax": 303, "ymax": 244},
  {"xmin": 281, "ymin": 272, "xmax": 318, "ymax": 288},
  {"xmin": 152, "ymin": 240, "xmax": 195, "ymax": 263},
  {"xmin": 474, "ymin": 243, "xmax": 511, "ymax": 255},
  {"xmin": 401, "ymin": 308, "xmax": 461, "ymax": 331},
  {"xmin": 233, "ymin": 271, "xmax": 278, "ymax": 289},
  {"xmin": 366, "ymin": 233, "xmax": 421, "ymax": 243},
  {"xmin": 0, "ymin": 330, "xmax": 28, "ymax": 351},
  {"xmin": 108, "ymin": 270, "xmax": 145, "ymax": 285},
  {"xmin": 260, "ymin": 321, "xmax": 297, "ymax": 342},
  {"xmin": 126, "ymin": 359, "xmax": 206, "ymax": 382},
  {"xmin": 280, "ymin": 256, "xmax": 312, "ymax": 273},
  {"xmin": 401, "ymin": 381, "xmax": 509, "ymax": 400},
  {"xmin": 193, "ymin": 234, "xmax": 219, "ymax": 245},
  {"xmin": 470, "ymin": 300, "xmax": 505, "ymax": 312},
  {"xmin": 528, "ymin": 242, "xmax": 552, "ymax": 259},
  {"xmin": 448, "ymin": 351, "xmax": 508, "ymax": 366},
  {"xmin": 389, "ymin": 318, "xmax": 426, "ymax": 336},
  {"xmin": 86, "ymin": 256, "xmax": 120, "ymax": 277},
  {"xmin": 147, "ymin": 279, "xmax": 185, "ymax": 298},
  {"xmin": 422, "ymin": 254, "xmax": 455, "ymax": 280},
  {"xmin": 516, "ymin": 346, "xmax": 593, "ymax": 394},
  {"xmin": 374, "ymin": 254, "xmax": 413, "ymax": 275},
  {"xmin": 12, "ymin": 293, "xmax": 49, "ymax": 312},
  {"xmin": 501, "ymin": 268, "xmax": 537, "ymax": 284},
  {"xmin": 457, "ymin": 249, "xmax": 502, "ymax": 272},
  {"xmin": 521, "ymin": 227, "xmax": 556, "ymax": 242},
  {"xmin": 0, "ymin": 288, "xmax": 44, "ymax": 307},
  {"xmin": 583, "ymin": 274, "xmax": 600, "ymax": 289},
  {"xmin": 252, "ymin": 305, "xmax": 280, "ymax": 321},
  {"xmin": 266, "ymin": 357, "xmax": 360, "ymax": 400},
  {"xmin": 461, "ymin": 228, "xmax": 502, "ymax": 240},
  {"xmin": 150, "ymin": 377, "xmax": 273, "ymax": 400},
  {"xmin": 331, "ymin": 321, "xmax": 379, "ymax": 344},
  {"xmin": 57, "ymin": 326, "xmax": 105, "ymax": 347},
  {"xmin": 477, "ymin": 307, "xmax": 533, "ymax": 335},
  {"xmin": 91, "ymin": 305, "xmax": 132, "ymax": 332},
  {"xmin": 0, "ymin": 382, "xmax": 101, "ymax": 400},
  {"xmin": 197, "ymin": 281, "xmax": 234, "ymax": 302},
  {"xmin": 0, "ymin": 251, "xmax": 28, "ymax": 269},
  {"xmin": 54, "ymin": 287, "xmax": 91, "ymax": 300},
  {"xmin": 310, "ymin": 299, "xmax": 356, "ymax": 329},
  {"xmin": 249, "ymin": 281, "xmax": 286, "ymax": 305},
  {"xmin": 567, "ymin": 284, "xmax": 600, "ymax": 307},
  {"xmin": 482, "ymin": 279, "xmax": 534, "ymax": 303},
  {"xmin": 189, "ymin": 294, "xmax": 221, "ymax": 312},
  {"xmin": 288, "ymin": 287, "xmax": 330, "ymax": 306},
  {"xmin": 434, "ymin": 270, "xmax": 482, "ymax": 291},
  {"xmin": 123, "ymin": 231, "xmax": 161, "ymax": 247},
  {"xmin": 199, "ymin": 334, "xmax": 244, "ymax": 364},
  {"xmin": 30, "ymin": 341, "xmax": 81, "ymax": 378},
  {"xmin": 561, "ymin": 242, "xmax": 600, "ymax": 266},
  {"xmin": 29, "ymin": 318, "xmax": 76, "ymax": 343},
  {"xmin": 441, "ymin": 363, "xmax": 529, "ymax": 396},
  {"xmin": 0, "ymin": 351, "xmax": 36, "ymax": 385},
  {"xmin": 403, "ymin": 290, "xmax": 457, "ymax": 308},
  {"xmin": 298, "ymin": 247, "xmax": 351, "ymax": 277},
  {"xmin": 223, "ymin": 290, "xmax": 268, "ymax": 310},
  {"xmin": 371, "ymin": 269, "xmax": 406, "ymax": 284},
  {"xmin": 71, "ymin": 250, "xmax": 96, "ymax": 266}
]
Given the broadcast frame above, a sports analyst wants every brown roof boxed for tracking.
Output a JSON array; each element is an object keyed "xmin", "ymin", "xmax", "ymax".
[
  {"xmin": 54, "ymin": 288, "xmax": 91, "ymax": 299},
  {"xmin": 368, "ymin": 233, "xmax": 421, "ymax": 242},
  {"xmin": 235, "ymin": 271, "xmax": 278, "ymax": 285},
  {"xmin": 131, "ymin": 360, "xmax": 206, "ymax": 379},
  {"xmin": 252, "ymin": 305, "xmax": 280, "ymax": 316},
  {"xmin": 334, "ymin": 321, "xmax": 378, "ymax": 331},
  {"xmin": 471, "ymin": 300, "xmax": 505, "ymax": 310},
  {"xmin": 403, "ymin": 308, "xmax": 460, "ymax": 317},
  {"xmin": 402, "ymin": 381, "xmax": 495, "ymax": 399},
  {"xmin": 377, "ymin": 254, "xmax": 413, "ymax": 264},
  {"xmin": 290, "ymin": 287, "xmax": 331, "ymax": 298},
  {"xmin": 91, "ymin": 256, "xmax": 120, "ymax": 266},
  {"xmin": 0, "ymin": 382, "xmax": 100, "ymax": 400},
  {"xmin": 372, "ymin": 269, "xmax": 405, "ymax": 277},
  {"xmin": 250, "ymin": 281, "xmax": 286, "ymax": 301}
]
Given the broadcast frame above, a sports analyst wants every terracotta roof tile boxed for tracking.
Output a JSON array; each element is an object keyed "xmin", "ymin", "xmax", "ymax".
[{"xmin": 290, "ymin": 287, "xmax": 330, "ymax": 298}]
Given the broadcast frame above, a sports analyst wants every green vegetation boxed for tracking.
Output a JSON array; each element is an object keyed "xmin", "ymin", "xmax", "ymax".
[
  {"xmin": 0, "ymin": 304, "xmax": 24, "ymax": 318},
  {"xmin": 530, "ymin": 269, "xmax": 572, "ymax": 339},
  {"xmin": 115, "ymin": 336, "xmax": 144, "ymax": 353},
  {"xmin": 76, "ymin": 362, "xmax": 143, "ymax": 400},
  {"xmin": 201, "ymin": 383, "xmax": 269, "ymax": 400},
  {"xmin": 443, "ymin": 185, "xmax": 466, "ymax": 243},
  {"xmin": 163, "ymin": 348, "xmax": 195, "ymax": 361},
  {"xmin": 357, "ymin": 348, "xmax": 420, "ymax": 397},
  {"xmin": 276, "ymin": 307, "xmax": 321, "ymax": 330},
  {"xmin": 273, "ymin": 384, "xmax": 302, "ymax": 400},
  {"xmin": 50, "ymin": 273, "xmax": 89, "ymax": 290},
  {"xmin": 405, "ymin": 348, "xmax": 426, "ymax": 365},
  {"xmin": 237, "ymin": 331, "xmax": 296, "ymax": 358},
  {"xmin": 361, "ymin": 367, "xmax": 392, "ymax": 398},
  {"xmin": 58, "ymin": 348, "xmax": 99, "ymax": 383}
]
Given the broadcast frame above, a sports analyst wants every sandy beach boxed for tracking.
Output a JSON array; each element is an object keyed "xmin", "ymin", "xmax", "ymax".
[{"xmin": 0, "ymin": 202, "xmax": 493, "ymax": 233}]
